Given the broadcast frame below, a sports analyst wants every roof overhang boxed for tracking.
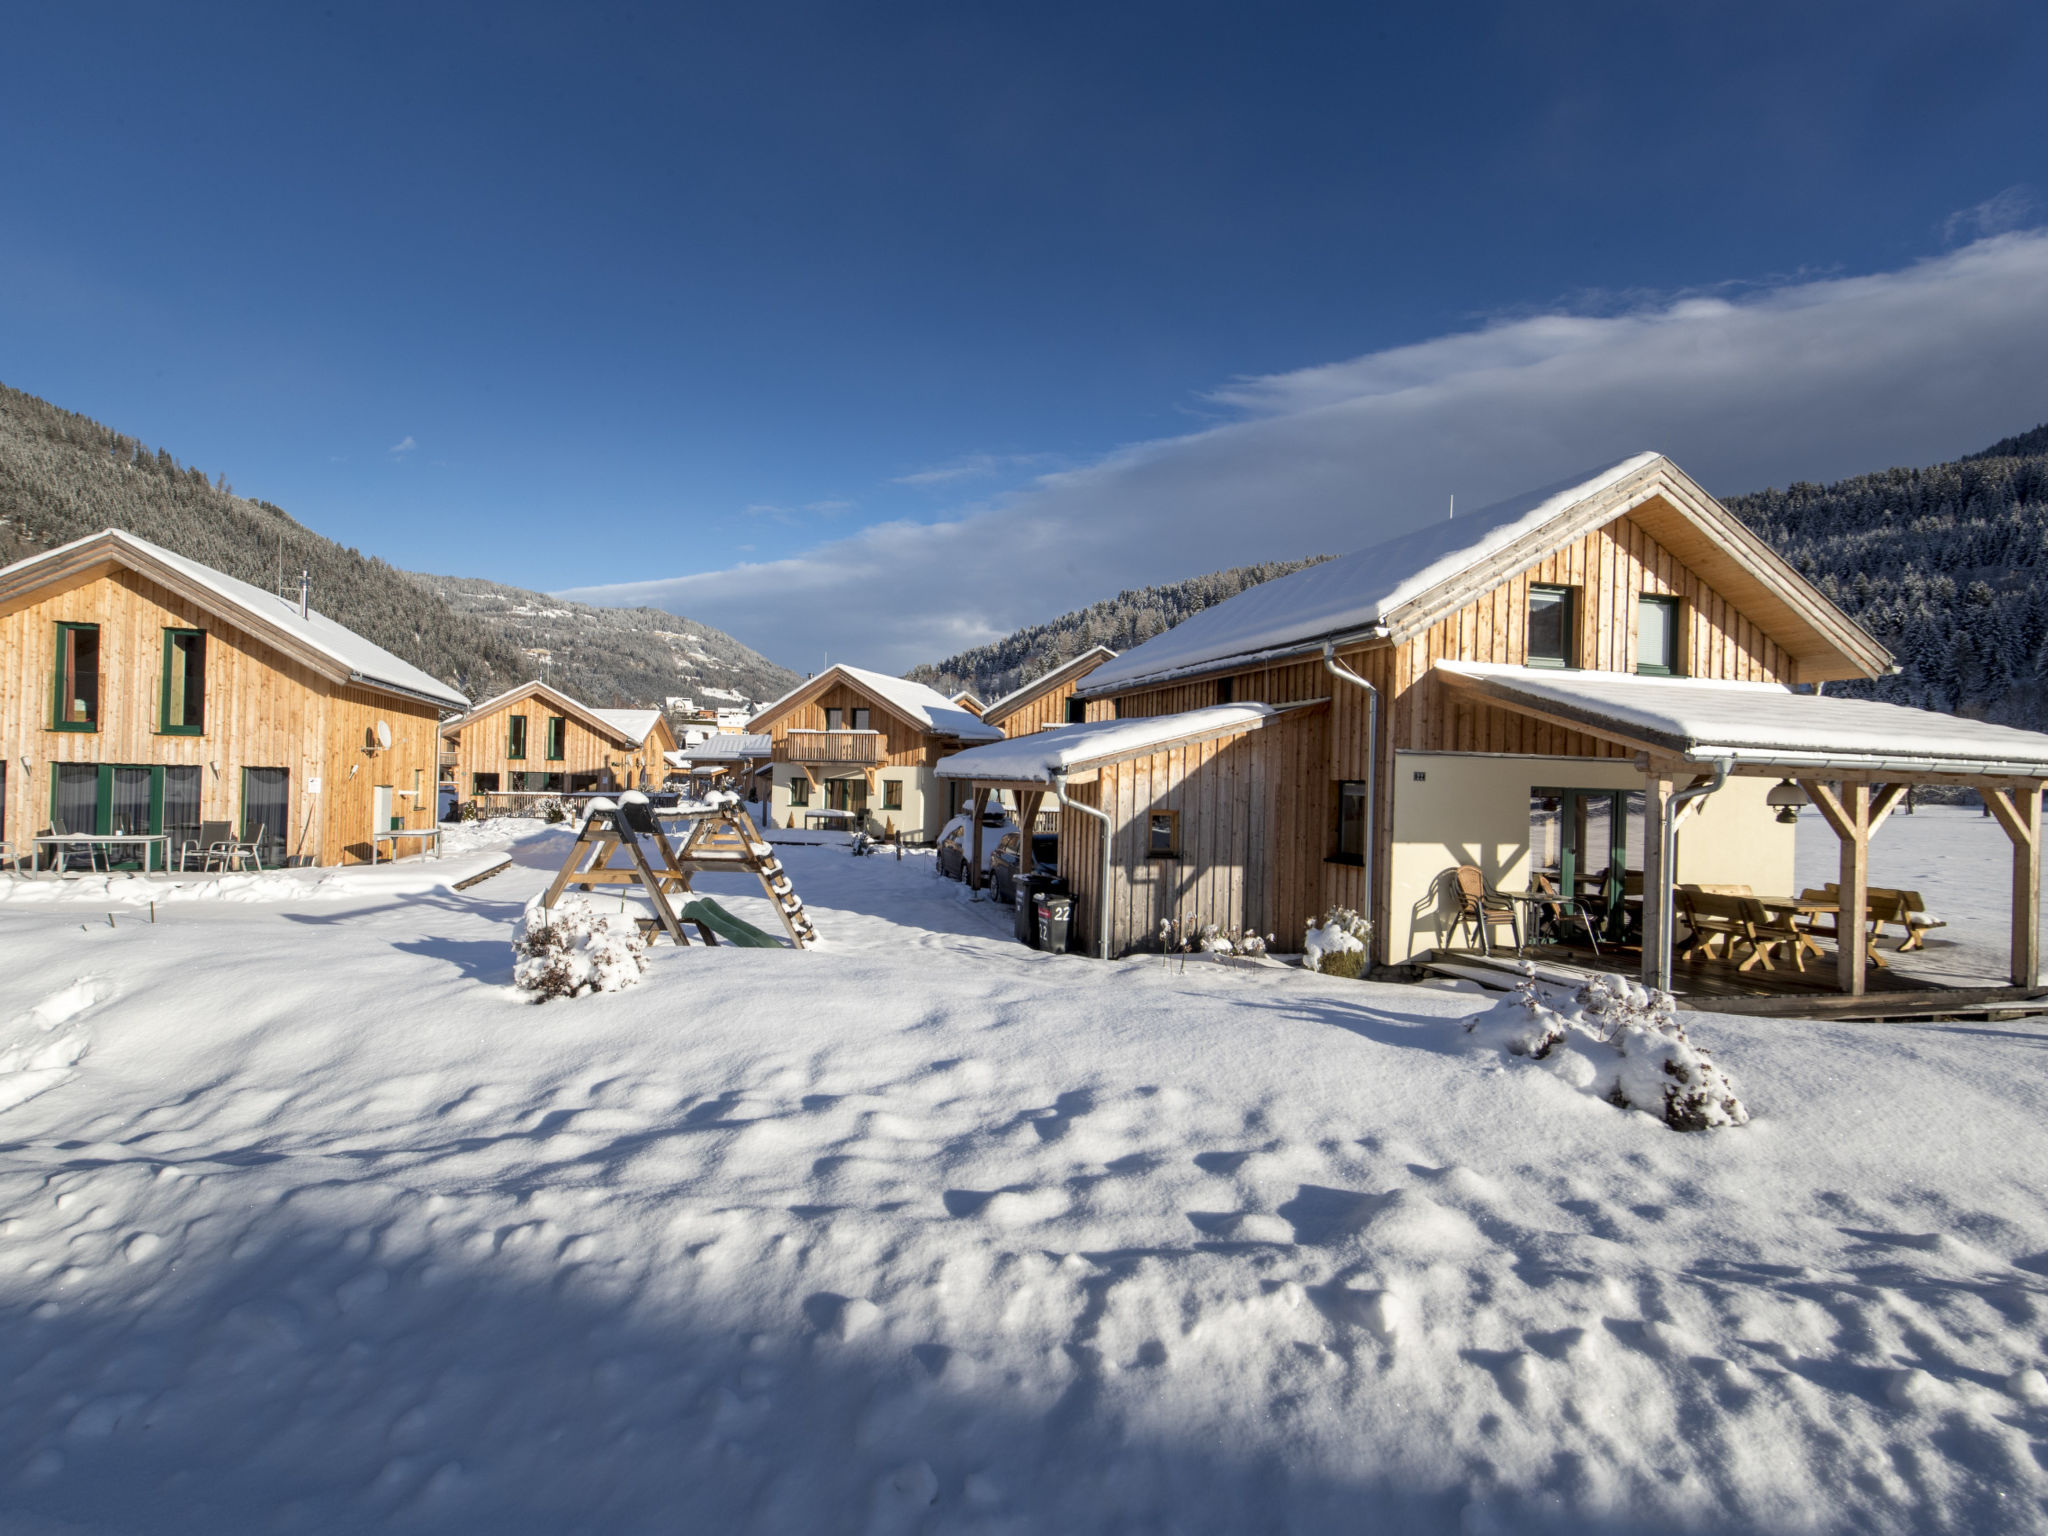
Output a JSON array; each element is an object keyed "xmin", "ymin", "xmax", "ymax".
[
  {"xmin": 982, "ymin": 645, "xmax": 1119, "ymax": 726},
  {"xmin": 937, "ymin": 702, "xmax": 1289, "ymax": 786},
  {"xmin": 1435, "ymin": 663, "xmax": 2048, "ymax": 785}
]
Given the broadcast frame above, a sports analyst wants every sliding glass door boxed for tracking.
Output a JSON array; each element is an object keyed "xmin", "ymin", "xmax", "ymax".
[{"xmin": 46, "ymin": 763, "xmax": 204, "ymax": 870}]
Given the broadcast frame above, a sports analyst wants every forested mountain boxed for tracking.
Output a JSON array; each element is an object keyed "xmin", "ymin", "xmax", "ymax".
[
  {"xmin": 908, "ymin": 557, "xmax": 1333, "ymax": 700},
  {"xmin": 408, "ymin": 573, "xmax": 797, "ymax": 709},
  {"xmin": 1725, "ymin": 429, "xmax": 2048, "ymax": 729},
  {"xmin": 0, "ymin": 380, "xmax": 789, "ymax": 710},
  {"xmin": 913, "ymin": 429, "xmax": 2048, "ymax": 733}
]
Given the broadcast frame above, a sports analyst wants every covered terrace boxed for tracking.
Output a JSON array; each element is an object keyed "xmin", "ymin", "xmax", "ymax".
[{"xmin": 1434, "ymin": 663, "xmax": 2048, "ymax": 1001}]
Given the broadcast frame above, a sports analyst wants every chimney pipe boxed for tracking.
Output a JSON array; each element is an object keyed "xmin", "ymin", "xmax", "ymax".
[{"xmin": 298, "ymin": 569, "xmax": 310, "ymax": 619}]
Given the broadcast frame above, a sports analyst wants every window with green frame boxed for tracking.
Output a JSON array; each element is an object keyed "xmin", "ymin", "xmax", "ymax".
[
  {"xmin": 1525, "ymin": 585, "xmax": 1575, "ymax": 668},
  {"xmin": 787, "ymin": 773, "xmax": 811, "ymax": 807},
  {"xmin": 507, "ymin": 714, "xmax": 528, "ymax": 760},
  {"xmin": 1636, "ymin": 595, "xmax": 1682, "ymax": 675},
  {"xmin": 545, "ymin": 715, "xmax": 566, "ymax": 760},
  {"xmin": 52, "ymin": 622, "xmax": 100, "ymax": 730},
  {"xmin": 160, "ymin": 628, "xmax": 206, "ymax": 734}
]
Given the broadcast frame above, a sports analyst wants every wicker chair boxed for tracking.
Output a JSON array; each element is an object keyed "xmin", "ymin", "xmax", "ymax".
[{"xmin": 1452, "ymin": 865, "xmax": 1522, "ymax": 956}]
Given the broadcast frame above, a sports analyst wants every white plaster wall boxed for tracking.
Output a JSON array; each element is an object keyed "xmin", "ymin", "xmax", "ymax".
[{"xmin": 1386, "ymin": 752, "xmax": 1797, "ymax": 958}]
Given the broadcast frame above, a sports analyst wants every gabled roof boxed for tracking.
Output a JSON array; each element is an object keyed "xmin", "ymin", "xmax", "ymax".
[
  {"xmin": 682, "ymin": 732, "xmax": 774, "ymax": 761},
  {"xmin": 748, "ymin": 664, "xmax": 1005, "ymax": 743},
  {"xmin": 0, "ymin": 528, "xmax": 470, "ymax": 710},
  {"xmin": 936, "ymin": 704, "xmax": 1277, "ymax": 784},
  {"xmin": 443, "ymin": 679, "xmax": 641, "ymax": 747},
  {"xmin": 1436, "ymin": 663, "xmax": 2048, "ymax": 778},
  {"xmin": 950, "ymin": 690, "xmax": 986, "ymax": 715},
  {"xmin": 1081, "ymin": 454, "xmax": 1892, "ymax": 695},
  {"xmin": 981, "ymin": 645, "xmax": 1118, "ymax": 729},
  {"xmin": 592, "ymin": 708, "xmax": 666, "ymax": 748}
]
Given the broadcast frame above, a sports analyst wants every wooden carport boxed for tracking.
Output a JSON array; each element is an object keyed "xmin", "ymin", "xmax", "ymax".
[{"xmin": 1437, "ymin": 663, "xmax": 2048, "ymax": 995}]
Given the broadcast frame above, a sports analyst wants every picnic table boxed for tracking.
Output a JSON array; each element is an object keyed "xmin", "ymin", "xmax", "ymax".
[
  {"xmin": 30, "ymin": 831, "xmax": 170, "ymax": 875},
  {"xmin": 804, "ymin": 810, "xmax": 857, "ymax": 830}
]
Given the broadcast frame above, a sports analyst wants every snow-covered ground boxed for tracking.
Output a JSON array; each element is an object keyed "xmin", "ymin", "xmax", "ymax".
[{"xmin": 3, "ymin": 816, "xmax": 2048, "ymax": 1533}]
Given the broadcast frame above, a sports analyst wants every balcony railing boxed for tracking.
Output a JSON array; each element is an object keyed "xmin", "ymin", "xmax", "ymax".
[{"xmin": 777, "ymin": 730, "xmax": 884, "ymax": 764}]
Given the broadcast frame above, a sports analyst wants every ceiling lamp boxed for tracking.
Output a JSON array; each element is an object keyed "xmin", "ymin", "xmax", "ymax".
[{"xmin": 1766, "ymin": 779, "xmax": 1808, "ymax": 824}]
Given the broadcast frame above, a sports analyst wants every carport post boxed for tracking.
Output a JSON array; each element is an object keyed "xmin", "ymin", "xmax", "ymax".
[
  {"xmin": 970, "ymin": 786, "xmax": 990, "ymax": 894},
  {"xmin": 1982, "ymin": 784, "xmax": 2042, "ymax": 990}
]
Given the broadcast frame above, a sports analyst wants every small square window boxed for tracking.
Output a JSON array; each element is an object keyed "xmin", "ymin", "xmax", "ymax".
[
  {"xmin": 1065, "ymin": 697, "xmax": 1086, "ymax": 723},
  {"xmin": 1637, "ymin": 595, "xmax": 1681, "ymax": 675},
  {"xmin": 1146, "ymin": 810, "xmax": 1179, "ymax": 859},
  {"xmin": 882, "ymin": 779, "xmax": 903, "ymax": 810},
  {"xmin": 1216, "ymin": 676, "xmax": 1234, "ymax": 705},
  {"xmin": 787, "ymin": 774, "xmax": 811, "ymax": 807},
  {"xmin": 1526, "ymin": 586, "xmax": 1575, "ymax": 667},
  {"xmin": 824, "ymin": 707, "xmax": 845, "ymax": 731},
  {"xmin": 851, "ymin": 708, "xmax": 871, "ymax": 731}
]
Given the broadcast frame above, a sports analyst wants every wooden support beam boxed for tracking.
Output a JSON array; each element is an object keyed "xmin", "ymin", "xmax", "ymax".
[
  {"xmin": 1798, "ymin": 780, "xmax": 1871, "ymax": 996},
  {"xmin": 970, "ymin": 786, "xmax": 990, "ymax": 893},
  {"xmin": 1866, "ymin": 782, "xmax": 1909, "ymax": 840},
  {"xmin": 1641, "ymin": 773, "xmax": 1674, "ymax": 988},
  {"xmin": 1985, "ymin": 785, "xmax": 2042, "ymax": 989}
]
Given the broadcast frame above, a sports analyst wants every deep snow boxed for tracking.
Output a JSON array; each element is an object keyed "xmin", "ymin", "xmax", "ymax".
[{"xmin": 2, "ymin": 811, "xmax": 2047, "ymax": 1533}]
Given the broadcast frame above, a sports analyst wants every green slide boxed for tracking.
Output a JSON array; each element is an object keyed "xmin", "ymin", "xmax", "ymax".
[{"xmin": 680, "ymin": 897, "xmax": 787, "ymax": 948}]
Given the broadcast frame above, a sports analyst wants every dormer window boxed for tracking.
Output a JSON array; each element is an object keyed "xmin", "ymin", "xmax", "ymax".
[{"xmin": 1526, "ymin": 585, "xmax": 1575, "ymax": 668}]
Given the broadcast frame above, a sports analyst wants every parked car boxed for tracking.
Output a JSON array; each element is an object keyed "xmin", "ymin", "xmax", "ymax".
[
  {"xmin": 990, "ymin": 831, "xmax": 1059, "ymax": 905},
  {"xmin": 936, "ymin": 809, "xmax": 1014, "ymax": 881}
]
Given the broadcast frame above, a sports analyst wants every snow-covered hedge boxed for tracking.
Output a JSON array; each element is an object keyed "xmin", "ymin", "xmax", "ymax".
[
  {"xmin": 512, "ymin": 894, "xmax": 648, "ymax": 1000},
  {"xmin": 1464, "ymin": 967, "xmax": 1749, "ymax": 1131},
  {"xmin": 1303, "ymin": 907, "xmax": 1372, "ymax": 978}
]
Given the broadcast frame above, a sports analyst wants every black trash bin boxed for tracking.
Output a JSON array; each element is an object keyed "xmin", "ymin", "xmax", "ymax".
[
  {"xmin": 1015, "ymin": 873, "xmax": 1066, "ymax": 948},
  {"xmin": 1036, "ymin": 891, "xmax": 1075, "ymax": 954}
]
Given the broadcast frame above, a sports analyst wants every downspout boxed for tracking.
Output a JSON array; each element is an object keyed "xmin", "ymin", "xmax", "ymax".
[
  {"xmin": 1322, "ymin": 642, "xmax": 1380, "ymax": 954},
  {"xmin": 1653, "ymin": 757, "xmax": 1729, "ymax": 992},
  {"xmin": 1051, "ymin": 767, "xmax": 1114, "ymax": 961}
]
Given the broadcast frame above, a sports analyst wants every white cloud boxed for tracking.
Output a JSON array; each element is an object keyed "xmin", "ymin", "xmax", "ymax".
[
  {"xmin": 1942, "ymin": 186, "xmax": 2038, "ymax": 245},
  {"xmin": 892, "ymin": 451, "xmax": 1052, "ymax": 488},
  {"xmin": 388, "ymin": 435, "xmax": 417, "ymax": 456},
  {"xmin": 560, "ymin": 232, "xmax": 2048, "ymax": 674}
]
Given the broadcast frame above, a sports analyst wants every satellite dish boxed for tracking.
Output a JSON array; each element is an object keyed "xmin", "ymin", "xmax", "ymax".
[{"xmin": 375, "ymin": 720, "xmax": 393, "ymax": 751}]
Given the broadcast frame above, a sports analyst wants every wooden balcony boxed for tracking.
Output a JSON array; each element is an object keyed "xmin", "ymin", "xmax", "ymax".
[{"xmin": 777, "ymin": 730, "xmax": 884, "ymax": 765}]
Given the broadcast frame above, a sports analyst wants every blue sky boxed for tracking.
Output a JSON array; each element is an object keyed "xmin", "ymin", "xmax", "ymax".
[{"xmin": 4, "ymin": 3, "xmax": 2048, "ymax": 672}]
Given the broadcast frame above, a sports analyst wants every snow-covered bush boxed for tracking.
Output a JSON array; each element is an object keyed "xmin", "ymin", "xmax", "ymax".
[
  {"xmin": 1158, "ymin": 917, "xmax": 1272, "ymax": 958},
  {"xmin": 1462, "ymin": 964, "xmax": 1748, "ymax": 1132},
  {"xmin": 1303, "ymin": 907, "xmax": 1373, "ymax": 978},
  {"xmin": 512, "ymin": 894, "xmax": 648, "ymax": 1001}
]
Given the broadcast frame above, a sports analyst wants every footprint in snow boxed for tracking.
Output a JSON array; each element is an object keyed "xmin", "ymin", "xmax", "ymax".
[{"xmin": 0, "ymin": 977, "xmax": 112, "ymax": 1114}]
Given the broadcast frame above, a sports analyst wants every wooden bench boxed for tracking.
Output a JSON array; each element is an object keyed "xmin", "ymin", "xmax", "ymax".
[
  {"xmin": 1799, "ymin": 884, "xmax": 1946, "ymax": 955},
  {"xmin": 1676, "ymin": 888, "xmax": 1812, "ymax": 973}
]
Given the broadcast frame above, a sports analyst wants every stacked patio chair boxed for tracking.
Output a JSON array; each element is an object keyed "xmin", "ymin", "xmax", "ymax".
[{"xmin": 1452, "ymin": 865, "xmax": 1521, "ymax": 956}]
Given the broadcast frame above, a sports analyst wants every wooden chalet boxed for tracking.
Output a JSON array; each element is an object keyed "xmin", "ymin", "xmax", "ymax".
[
  {"xmin": 940, "ymin": 453, "xmax": 2048, "ymax": 994},
  {"xmin": 0, "ymin": 529, "xmax": 468, "ymax": 868},
  {"xmin": 746, "ymin": 664, "xmax": 1003, "ymax": 837},
  {"xmin": 442, "ymin": 682, "xmax": 676, "ymax": 801}
]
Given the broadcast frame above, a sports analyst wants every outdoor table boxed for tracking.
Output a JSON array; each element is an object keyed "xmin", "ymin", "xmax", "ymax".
[
  {"xmin": 1492, "ymin": 887, "xmax": 1603, "ymax": 955},
  {"xmin": 371, "ymin": 827, "xmax": 443, "ymax": 865},
  {"xmin": 1754, "ymin": 896, "xmax": 1853, "ymax": 966},
  {"xmin": 31, "ymin": 831, "xmax": 171, "ymax": 875},
  {"xmin": 804, "ymin": 811, "xmax": 855, "ymax": 830}
]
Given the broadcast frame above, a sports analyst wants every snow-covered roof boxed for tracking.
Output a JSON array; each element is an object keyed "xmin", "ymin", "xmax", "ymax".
[
  {"xmin": 750, "ymin": 665, "xmax": 1004, "ymax": 742},
  {"xmin": 936, "ymin": 704, "xmax": 1276, "ymax": 783},
  {"xmin": 0, "ymin": 528, "xmax": 470, "ymax": 709},
  {"xmin": 1083, "ymin": 455, "xmax": 1666, "ymax": 695},
  {"xmin": 981, "ymin": 645, "xmax": 1118, "ymax": 725},
  {"xmin": 684, "ymin": 733, "xmax": 774, "ymax": 760},
  {"xmin": 442, "ymin": 679, "xmax": 639, "ymax": 744},
  {"xmin": 592, "ymin": 708, "xmax": 663, "ymax": 746},
  {"xmin": 1438, "ymin": 663, "xmax": 2048, "ymax": 776}
]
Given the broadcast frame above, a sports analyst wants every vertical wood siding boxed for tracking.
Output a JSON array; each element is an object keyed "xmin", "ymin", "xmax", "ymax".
[
  {"xmin": 1089, "ymin": 510, "xmax": 1805, "ymax": 953},
  {"xmin": 1, "ymin": 565, "xmax": 440, "ymax": 865}
]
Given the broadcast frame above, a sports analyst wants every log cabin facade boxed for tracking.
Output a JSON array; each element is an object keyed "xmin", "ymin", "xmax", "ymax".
[
  {"xmin": 941, "ymin": 453, "xmax": 2048, "ymax": 987},
  {"xmin": 442, "ymin": 682, "xmax": 675, "ymax": 800},
  {"xmin": 747, "ymin": 664, "xmax": 1003, "ymax": 837},
  {"xmin": 980, "ymin": 646, "xmax": 1118, "ymax": 739},
  {"xmin": 0, "ymin": 530, "xmax": 467, "ymax": 868}
]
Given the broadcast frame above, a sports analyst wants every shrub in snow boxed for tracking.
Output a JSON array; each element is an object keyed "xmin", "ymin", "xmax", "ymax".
[
  {"xmin": 511, "ymin": 894, "xmax": 648, "ymax": 1000},
  {"xmin": 1158, "ymin": 917, "xmax": 1272, "ymax": 959},
  {"xmin": 1463, "ymin": 965, "xmax": 1748, "ymax": 1132},
  {"xmin": 1303, "ymin": 907, "xmax": 1372, "ymax": 978}
]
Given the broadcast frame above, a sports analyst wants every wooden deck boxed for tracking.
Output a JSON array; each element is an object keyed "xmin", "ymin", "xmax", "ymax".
[{"xmin": 1420, "ymin": 943, "xmax": 2048, "ymax": 1022}]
